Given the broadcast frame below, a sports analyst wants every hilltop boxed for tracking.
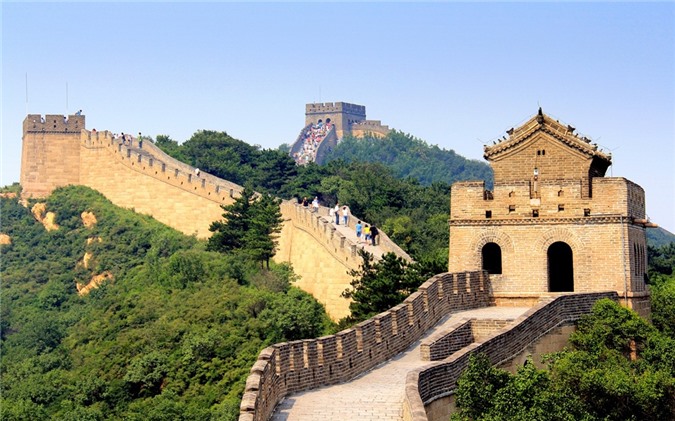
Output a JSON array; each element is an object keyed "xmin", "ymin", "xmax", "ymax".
[{"xmin": 323, "ymin": 130, "xmax": 493, "ymax": 187}]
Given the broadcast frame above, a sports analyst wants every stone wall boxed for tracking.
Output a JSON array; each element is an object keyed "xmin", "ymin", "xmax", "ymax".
[
  {"xmin": 20, "ymin": 115, "xmax": 413, "ymax": 320},
  {"xmin": 403, "ymin": 292, "xmax": 619, "ymax": 421},
  {"xmin": 239, "ymin": 271, "xmax": 492, "ymax": 421},
  {"xmin": 275, "ymin": 202, "xmax": 412, "ymax": 319},
  {"xmin": 78, "ymin": 130, "xmax": 242, "ymax": 238}
]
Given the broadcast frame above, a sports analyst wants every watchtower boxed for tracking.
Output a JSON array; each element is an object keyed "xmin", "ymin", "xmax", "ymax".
[
  {"xmin": 448, "ymin": 109, "xmax": 652, "ymax": 316},
  {"xmin": 21, "ymin": 114, "xmax": 85, "ymax": 198},
  {"xmin": 305, "ymin": 102, "xmax": 367, "ymax": 139}
]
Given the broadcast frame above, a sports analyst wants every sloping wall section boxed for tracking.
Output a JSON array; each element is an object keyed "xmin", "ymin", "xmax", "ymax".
[{"xmin": 21, "ymin": 117, "xmax": 412, "ymax": 320}]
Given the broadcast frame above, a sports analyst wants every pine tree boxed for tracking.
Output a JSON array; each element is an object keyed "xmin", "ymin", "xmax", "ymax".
[{"xmin": 207, "ymin": 186, "xmax": 283, "ymax": 268}]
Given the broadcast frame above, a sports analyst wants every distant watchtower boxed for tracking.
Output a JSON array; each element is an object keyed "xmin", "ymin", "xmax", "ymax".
[
  {"xmin": 449, "ymin": 109, "xmax": 652, "ymax": 317},
  {"xmin": 305, "ymin": 102, "xmax": 366, "ymax": 139},
  {"xmin": 21, "ymin": 114, "xmax": 85, "ymax": 198}
]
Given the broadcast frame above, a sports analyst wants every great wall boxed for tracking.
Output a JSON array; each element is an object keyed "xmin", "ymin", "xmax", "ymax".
[{"xmin": 18, "ymin": 106, "xmax": 652, "ymax": 420}]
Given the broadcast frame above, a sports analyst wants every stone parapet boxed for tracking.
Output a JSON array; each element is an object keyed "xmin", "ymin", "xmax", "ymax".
[
  {"xmin": 403, "ymin": 291, "xmax": 619, "ymax": 421},
  {"xmin": 239, "ymin": 271, "xmax": 492, "ymax": 421}
]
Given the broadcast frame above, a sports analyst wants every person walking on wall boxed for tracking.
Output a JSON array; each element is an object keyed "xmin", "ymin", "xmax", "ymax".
[
  {"xmin": 356, "ymin": 220, "xmax": 363, "ymax": 244},
  {"xmin": 312, "ymin": 196, "xmax": 319, "ymax": 213},
  {"xmin": 138, "ymin": 132, "xmax": 143, "ymax": 149},
  {"xmin": 370, "ymin": 225, "xmax": 379, "ymax": 246},
  {"xmin": 342, "ymin": 205, "xmax": 350, "ymax": 226},
  {"xmin": 364, "ymin": 224, "xmax": 371, "ymax": 244},
  {"xmin": 334, "ymin": 204, "xmax": 340, "ymax": 225}
]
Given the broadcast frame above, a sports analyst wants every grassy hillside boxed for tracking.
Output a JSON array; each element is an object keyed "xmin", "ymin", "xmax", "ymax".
[{"xmin": 0, "ymin": 186, "xmax": 333, "ymax": 420}]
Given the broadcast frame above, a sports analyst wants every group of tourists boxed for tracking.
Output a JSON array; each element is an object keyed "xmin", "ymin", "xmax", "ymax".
[
  {"xmin": 300, "ymin": 197, "xmax": 380, "ymax": 246},
  {"xmin": 292, "ymin": 119, "xmax": 334, "ymax": 165},
  {"xmin": 328, "ymin": 203, "xmax": 379, "ymax": 246},
  {"xmin": 113, "ymin": 132, "xmax": 144, "ymax": 148}
]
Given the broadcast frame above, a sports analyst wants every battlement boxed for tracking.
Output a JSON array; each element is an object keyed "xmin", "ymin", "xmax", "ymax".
[
  {"xmin": 305, "ymin": 102, "xmax": 366, "ymax": 117},
  {"xmin": 239, "ymin": 270, "xmax": 492, "ymax": 421},
  {"xmin": 24, "ymin": 114, "xmax": 85, "ymax": 133}
]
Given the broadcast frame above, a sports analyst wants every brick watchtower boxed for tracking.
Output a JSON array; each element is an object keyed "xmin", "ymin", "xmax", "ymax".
[
  {"xmin": 305, "ymin": 102, "xmax": 367, "ymax": 139},
  {"xmin": 21, "ymin": 114, "xmax": 85, "ymax": 198},
  {"xmin": 449, "ymin": 109, "xmax": 652, "ymax": 317}
]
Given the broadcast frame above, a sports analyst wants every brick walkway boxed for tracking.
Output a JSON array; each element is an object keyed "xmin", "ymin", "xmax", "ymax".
[{"xmin": 271, "ymin": 306, "xmax": 530, "ymax": 421}]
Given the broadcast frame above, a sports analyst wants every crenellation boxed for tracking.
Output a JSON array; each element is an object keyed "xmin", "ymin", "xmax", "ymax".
[
  {"xmin": 24, "ymin": 114, "xmax": 85, "ymax": 133},
  {"xmin": 239, "ymin": 269, "xmax": 489, "ymax": 420}
]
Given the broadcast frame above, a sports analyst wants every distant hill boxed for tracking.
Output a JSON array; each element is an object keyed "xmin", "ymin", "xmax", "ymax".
[
  {"xmin": 323, "ymin": 131, "xmax": 493, "ymax": 187},
  {"xmin": 648, "ymin": 226, "xmax": 675, "ymax": 247}
]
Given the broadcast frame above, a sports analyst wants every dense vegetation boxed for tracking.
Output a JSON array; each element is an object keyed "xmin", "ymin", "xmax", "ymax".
[
  {"xmin": 0, "ymin": 187, "xmax": 333, "ymax": 420},
  {"xmin": 452, "ymin": 242, "xmax": 675, "ymax": 421},
  {"xmin": 647, "ymin": 226, "xmax": 675, "ymax": 247},
  {"xmin": 324, "ymin": 131, "xmax": 493, "ymax": 188}
]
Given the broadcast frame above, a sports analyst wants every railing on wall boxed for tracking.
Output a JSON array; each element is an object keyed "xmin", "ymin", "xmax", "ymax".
[{"xmin": 239, "ymin": 271, "xmax": 491, "ymax": 421}]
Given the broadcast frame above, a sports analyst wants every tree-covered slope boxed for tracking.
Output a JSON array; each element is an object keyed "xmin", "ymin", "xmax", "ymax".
[
  {"xmin": 324, "ymin": 131, "xmax": 493, "ymax": 187},
  {"xmin": 647, "ymin": 226, "xmax": 675, "ymax": 248},
  {"xmin": 0, "ymin": 186, "xmax": 332, "ymax": 420}
]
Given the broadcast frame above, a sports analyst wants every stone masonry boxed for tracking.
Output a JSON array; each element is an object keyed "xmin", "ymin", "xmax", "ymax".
[{"xmin": 448, "ymin": 108, "xmax": 652, "ymax": 317}]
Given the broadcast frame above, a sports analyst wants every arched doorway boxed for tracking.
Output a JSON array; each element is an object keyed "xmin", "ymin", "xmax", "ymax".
[
  {"xmin": 482, "ymin": 242, "xmax": 502, "ymax": 275},
  {"xmin": 548, "ymin": 242, "xmax": 573, "ymax": 292}
]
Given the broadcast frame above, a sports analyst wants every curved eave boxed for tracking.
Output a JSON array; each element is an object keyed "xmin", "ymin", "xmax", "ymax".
[{"xmin": 484, "ymin": 117, "xmax": 612, "ymax": 166}]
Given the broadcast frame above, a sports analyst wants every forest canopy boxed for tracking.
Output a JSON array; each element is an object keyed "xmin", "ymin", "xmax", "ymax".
[{"xmin": 0, "ymin": 187, "xmax": 333, "ymax": 420}]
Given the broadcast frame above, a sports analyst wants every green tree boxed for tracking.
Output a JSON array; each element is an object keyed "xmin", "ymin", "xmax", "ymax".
[
  {"xmin": 207, "ymin": 186, "xmax": 283, "ymax": 268},
  {"xmin": 244, "ymin": 193, "xmax": 283, "ymax": 268},
  {"xmin": 341, "ymin": 250, "xmax": 429, "ymax": 323},
  {"xmin": 452, "ymin": 300, "xmax": 675, "ymax": 421}
]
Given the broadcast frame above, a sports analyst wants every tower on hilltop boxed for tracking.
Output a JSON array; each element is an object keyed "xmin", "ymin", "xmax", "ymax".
[
  {"xmin": 291, "ymin": 102, "xmax": 390, "ymax": 165},
  {"xmin": 448, "ymin": 108, "xmax": 653, "ymax": 317},
  {"xmin": 21, "ymin": 114, "xmax": 86, "ymax": 198}
]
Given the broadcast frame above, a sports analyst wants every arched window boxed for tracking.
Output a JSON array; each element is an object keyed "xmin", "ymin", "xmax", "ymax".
[{"xmin": 482, "ymin": 242, "xmax": 502, "ymax": 274}]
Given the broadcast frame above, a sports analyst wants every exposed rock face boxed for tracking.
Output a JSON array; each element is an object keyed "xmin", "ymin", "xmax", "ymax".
[
  {"xmin": 81, "ymin": 211, "xmax": 97, "ymax": 228},
  {"xmin": 77, "ymin": 272, "xmax": 113, "ymax": 296},
  {"xmin": 81, "ymin": 252, "xmax": 94, "ymax": 269},
  {"xmin": 0, "ymin": 234, "xmax": 11, "ymax": 245},
  {"xmin": 31, "ymin": 203, "xmax": 59, "ymax": 231},
  {"xmin": 0, "ymin": 192, "xmax": 17, "ymax": 199},
  {"xmin": 86, "ymin": 236, "xmax": 102, "ymax": 245}
]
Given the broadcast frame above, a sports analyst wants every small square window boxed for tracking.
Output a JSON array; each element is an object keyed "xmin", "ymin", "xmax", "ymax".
[
  {"xmin": 508, "ymin": 205, "xmax": 516, "ymax": 213},
  {"xmin": 532, "ymin": 209, "xmax": 539, "ymax": 217},
  {"xmin": 584, "ymin": 208, "xmax": 591, "ymax": 217},
  {"xmin": 485, "ymin": 210, "xmax": 492, "ymax": 219},
  {"xmin": 558, "ymin": 204, "xmax": 565, "ymax": 212}
]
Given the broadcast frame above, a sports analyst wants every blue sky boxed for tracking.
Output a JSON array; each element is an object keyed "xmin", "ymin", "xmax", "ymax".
[{"xmin": 2, "ymin": 2, "xmax": 674, "ymax": 232}]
